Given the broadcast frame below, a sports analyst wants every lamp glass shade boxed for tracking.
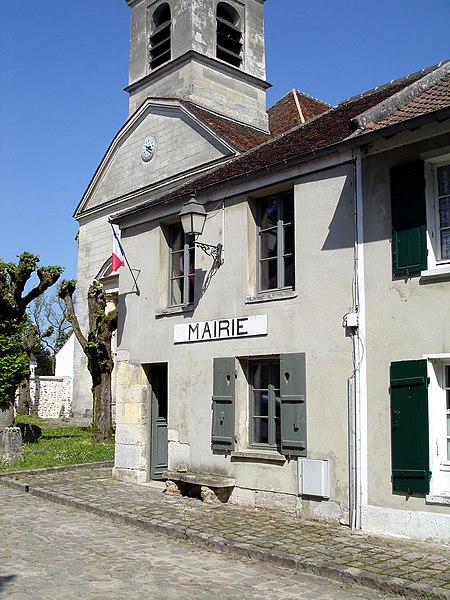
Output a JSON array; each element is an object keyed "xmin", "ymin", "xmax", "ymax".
[{"xmin": 179, "ymin": 197, "xmax": 207, "ymax": 236}]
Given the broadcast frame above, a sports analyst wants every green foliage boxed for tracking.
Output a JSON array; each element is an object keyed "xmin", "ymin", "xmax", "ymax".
[
  {"xmin": 0, "ymin": 424, "xmax": 114, "ymax": 472},
  {"xmin": 0, "ymin": 322, "xmax": 28, "ymax": 408},
  {"xmin": 0, "ymin": 253, "xmax": 63, "ymax": 407},
  {"xmin": 33, "ymin": 342, "xmax": 54, "ymax": 376}
]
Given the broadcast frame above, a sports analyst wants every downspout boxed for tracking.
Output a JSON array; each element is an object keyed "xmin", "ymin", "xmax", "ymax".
[{"xmin": 352, "ymin": 149, "xmax": 368, "ymax": 530}]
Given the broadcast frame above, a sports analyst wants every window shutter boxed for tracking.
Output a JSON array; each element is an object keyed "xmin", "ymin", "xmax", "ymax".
[
  {"xmin": 211, "ymin": 357, "xmax": 235, "ymax": 451},
  {"xmin": 390, "ymin": 161, "xmax": 427, "ymax": 275},
  {"xmin": 390, "ymin": 360, "xmax": 431, "ymax": 494},
  {"xmin": 280, "ymin": 353, "xmax": 307, "ymax": 456}
]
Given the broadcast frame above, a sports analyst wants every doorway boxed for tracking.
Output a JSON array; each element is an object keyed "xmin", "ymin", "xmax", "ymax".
[{"xmin": 148, "ymin": 363, "xmax": 168, "ymax": 480}]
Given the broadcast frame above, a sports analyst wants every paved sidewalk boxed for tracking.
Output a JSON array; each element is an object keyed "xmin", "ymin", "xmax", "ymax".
[{"xmin": 0, "ymin": 465, "xmax": 448, "ymax": 599}]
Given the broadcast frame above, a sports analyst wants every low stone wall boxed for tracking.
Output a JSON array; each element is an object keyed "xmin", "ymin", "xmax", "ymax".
[{"xmin": 29, "ymin": 377, "xmax": 72, "ymax": 419}]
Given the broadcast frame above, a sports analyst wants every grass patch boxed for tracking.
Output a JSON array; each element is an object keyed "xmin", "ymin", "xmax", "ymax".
[{"xmin": 0, "ymin": 422, "xmax": 114, "ymax": 473}]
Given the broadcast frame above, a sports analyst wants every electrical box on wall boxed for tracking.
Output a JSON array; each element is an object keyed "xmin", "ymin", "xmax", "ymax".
[{"xmin": 298, "ymin": 458, "xmax": 330, "ymax": 498}]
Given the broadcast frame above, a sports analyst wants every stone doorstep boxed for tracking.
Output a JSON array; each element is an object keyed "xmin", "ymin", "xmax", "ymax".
[{"xmin": 163, "ymin": 470, "xmax": 236, "ymax": 488}]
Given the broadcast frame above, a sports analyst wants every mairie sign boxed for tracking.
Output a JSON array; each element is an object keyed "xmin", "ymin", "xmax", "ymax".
[{"xmin": 174, "ymin": 314, "xmax": 268, "ymax": 344}]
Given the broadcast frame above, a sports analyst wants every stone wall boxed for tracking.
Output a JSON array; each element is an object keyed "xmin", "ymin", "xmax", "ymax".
[{"xmin": 29, "ymin": 376, "xmax": 72, "ymax": 419}]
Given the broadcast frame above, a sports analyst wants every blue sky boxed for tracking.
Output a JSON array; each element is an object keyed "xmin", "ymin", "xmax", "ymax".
[{"xmin": 1, "ymin": 0, "xmax": 449, "ymax": 279}]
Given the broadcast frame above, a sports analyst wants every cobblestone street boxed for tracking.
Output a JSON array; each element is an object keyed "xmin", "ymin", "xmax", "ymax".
[
  {"xmin": 0, "ymin": 466, "xmax": 449, "ymax": 599},
  {"xmin": 0, "ymin": 485, "xmax": 396, "ymax": 600}
]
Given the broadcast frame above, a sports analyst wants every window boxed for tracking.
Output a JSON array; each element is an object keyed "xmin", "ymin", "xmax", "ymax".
[
  {"xmin": 249, "ymin": 360, "xmax": 280, "ymax": 447},
  {"xmin": 149, "ymin": 3, "xmax": 171, "ymax": 70},
  {"xmin": 169, "ymin": 224, "xmax": 195, "ymax": 306},
  {"xmin": 390, "ymin": 157, "xmax": 450, "ymax": 277},
  {"xmin": 390, "ymin": 358, "xmax": 450, "ymax": 498},
  {"xmin": 216, "ymin": 3, "xmax": 242, "ymax": 68},
  {"xmin": 211, "ymin": 354, "xmax": 306, "ymax": 456},
  {"xmin": 428, "ymin": 358, "xmax": 450, "ymax": 498},
  {"xmin": 258, "ymin": 191, "xmax": 295, "ymax": 291},
  {"xmin": 426, "ymin": 161, "xmax": 450, "ymax": 266},
  {"xmin": 445, "ymin": 365, "xmax": 450, "ymax": 461}
]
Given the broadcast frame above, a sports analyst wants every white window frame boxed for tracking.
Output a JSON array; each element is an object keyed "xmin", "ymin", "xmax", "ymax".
[
  {"xmin": 423, "ymin": 151, "xmax": 450, "ymax": 277},
  {"xmin": 426, "ymin": 355, "xmax": 450, "ymax": 502}
]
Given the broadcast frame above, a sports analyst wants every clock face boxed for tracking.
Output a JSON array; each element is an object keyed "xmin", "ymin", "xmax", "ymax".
[{"xmin": 141, "ymin": 136, "xmax": 156, "ymax": 162}]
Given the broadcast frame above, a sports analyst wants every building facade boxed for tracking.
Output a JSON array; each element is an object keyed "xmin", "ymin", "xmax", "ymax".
[{"xmin": 73, "ymin": 0, "xmax": 450, "ymax": 543}]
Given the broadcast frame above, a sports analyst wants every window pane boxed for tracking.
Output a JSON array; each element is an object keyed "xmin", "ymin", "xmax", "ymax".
[
  {"xmin": 438, "ymin": 165, "xmax": 450, "ymax": 196},
  {"xmin": 254, "ymin": 391, "xmax": 268, "ymax": 416},
  {"xmin": 283, "ymin": 195, "xmax": 294, "ymax": 224},
  {"xmin": 275, "ymin": 417, "xmax": 281, "ymax": 446},
  {"xmin": 284, "ymin": 255, "xmax": 295, "ymax": 288},
  {"xmin": 252, "ymin": 363, "xmax": 269, "ymax": 389},
  {"xmin": 171, "ymin": 251, "xmax": 184, "ymax": 278},
  {"xmin": 260, "ymin": 258, "xmax": 278, "ymax": 290},
  {"xmin": 284, "ymin": 223, "xmax": 294, "ymax": 255},
  {"xmin": 260, "ymin": 199, "xmax": 278, "ymax": 229},
  {"xmin": 441, "ymin": 230, "xmax": 450, "ymax": 261},
  {"xmin": 253, "ymin": 417, "xmax": 268, "ymax": 444},
  {"xmin": 171, "ymin": 278, "xmax": 182, "ymax": 305},
  {"xmin": 260, "ymin": 230, "xmax": 277, "ymax": 259},
  {"xmin": 171, "ymin": 228, "xmax": 183, "ymax": 252},
  {"xmin": 440, "ymin": 197, "xmax": 450, "ymax": 229}
]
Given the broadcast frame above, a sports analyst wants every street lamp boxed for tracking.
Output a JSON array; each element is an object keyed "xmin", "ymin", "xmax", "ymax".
[{"xmin": 179, "ymin": 194, "xmax": 223, "ymax": 267}]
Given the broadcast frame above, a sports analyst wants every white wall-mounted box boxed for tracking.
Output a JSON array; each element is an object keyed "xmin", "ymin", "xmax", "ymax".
[{"xmin": 298, "ymin": 458, "xmax": 330, "ymax": 498}]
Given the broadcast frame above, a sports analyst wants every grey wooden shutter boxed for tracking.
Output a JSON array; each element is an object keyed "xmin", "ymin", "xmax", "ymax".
[
  {"xmin": 390, "ymin": 359, "xmax": 431, "ymax": 494},
  {"xmin": 211, "ymin": 357, "xmax": 235, "ymax": 451},
  {"xmin": 390, "ymin": 161, "xmax": 427, "ymax": 275},
  {"xmin": 280, "ymin": 353, "xmax": 307, "ymax": 456}
]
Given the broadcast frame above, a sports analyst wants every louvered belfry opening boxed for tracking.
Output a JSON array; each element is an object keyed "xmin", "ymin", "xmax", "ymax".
[
  {"xmin": 149, "ymin": 3, "xmax": 171, "ymax": 70},
  {"xmin": 216, "ymin": 3, "xmax": 242, "ymax": 67}
]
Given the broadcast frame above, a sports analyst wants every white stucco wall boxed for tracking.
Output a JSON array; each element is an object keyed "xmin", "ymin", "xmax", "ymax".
[{"xmin": 113, "ymin": 162, "xmax": 356, "ymax": 522}]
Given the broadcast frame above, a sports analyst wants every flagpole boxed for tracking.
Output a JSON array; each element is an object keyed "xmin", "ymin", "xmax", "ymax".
[{"xmin": 110, "ymin": 223, "xmax": 140, "ymax": 295}]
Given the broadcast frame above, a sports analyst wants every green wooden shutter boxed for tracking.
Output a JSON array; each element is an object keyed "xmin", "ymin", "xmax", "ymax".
[
  {"xmin": 211, "ymin": 357, "xmax": 235, "ymax": 451},
  {"xmin": 390, "ymin": 360, "xmax": 431, "ymax": 494},
  {"xmin": 390, "ymin": 161, "xmax": 427, "ymax": 275},
  {"xmin": 280, "ymin": 353, "xmax": 307, "ymax": 456}
]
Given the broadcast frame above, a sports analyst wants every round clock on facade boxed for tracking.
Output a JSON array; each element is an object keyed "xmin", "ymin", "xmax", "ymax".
[{"xmin": 141, "ymin": 136, "xmax": 156, "ymax": 162}]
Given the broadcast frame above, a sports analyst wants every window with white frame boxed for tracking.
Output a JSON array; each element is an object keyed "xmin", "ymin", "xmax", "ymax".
[
  {"xmin": 428, "ymin": 358, "xmax": 450, "ymax": 498},
  {"xmin": 425, "ymin": 157, "xmax": 450, "ymax": 270},
  {"xmin": 168, "ymin": 224, "xmax": 195, "ymax": 306},
  {"xmin": 257, "ymin": 191, "xmax": 295, "ymax": 292}
]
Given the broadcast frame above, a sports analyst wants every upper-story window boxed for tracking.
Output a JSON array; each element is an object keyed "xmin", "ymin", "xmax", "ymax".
[
  {"xmin": 258, "ymin": 191, "xmax": 295, "ymax": 292},
  {"xmin": 169, "ymin": 224, "xmax": 195, "ymax": 306},
  {"xmin": 390, "ymin": 157, "xmax": 450, "ymax": 277},
  {"xmin": 149, "ymin": 3, "xmax": 171, "ymax": 70},
  {"xmin": 432, "ymin": 163, "xmax": 450, "ymax": 262},
  {"xmin": 216, "ymin": 3, "xmax": 242, "ymax": 68}
]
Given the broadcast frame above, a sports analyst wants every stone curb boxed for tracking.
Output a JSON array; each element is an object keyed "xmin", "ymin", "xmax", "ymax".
[
  {"xmin": 1, "ymin": 477, "xmax": 448, "ymax": 600},
  {"xmin": 0, "ymin": 461, "xmax": 114, "ymax": 478}
]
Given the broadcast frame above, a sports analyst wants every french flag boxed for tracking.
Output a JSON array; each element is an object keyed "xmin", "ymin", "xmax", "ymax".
[{"xmin": 112, "ymin": 228, "xmax": 125, "ymax": 272}]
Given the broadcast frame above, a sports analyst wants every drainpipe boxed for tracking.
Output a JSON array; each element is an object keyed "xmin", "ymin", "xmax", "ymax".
[{"xmin": 351, "ymin": 150, "xmax": 368, "ymax": 531}]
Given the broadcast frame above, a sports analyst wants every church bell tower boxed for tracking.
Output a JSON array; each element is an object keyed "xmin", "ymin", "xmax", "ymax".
[{"xmin": 125, "ymin": 0, "xmax": 269, "ymax": 130}]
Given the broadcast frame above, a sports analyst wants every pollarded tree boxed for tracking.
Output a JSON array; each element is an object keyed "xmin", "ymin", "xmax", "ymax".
[
  {"xmin": 0, "ymin": 253, "xmax": 63, "ymax": 428},
  {"xmin": 59, "ymin": 279, "xmax": 117, "ymax": 442}
]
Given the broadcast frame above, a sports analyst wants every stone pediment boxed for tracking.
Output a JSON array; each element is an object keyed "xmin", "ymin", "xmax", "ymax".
[{"xmin": 75, "ymin": 98, "xmax": 238, "ymax": 218}]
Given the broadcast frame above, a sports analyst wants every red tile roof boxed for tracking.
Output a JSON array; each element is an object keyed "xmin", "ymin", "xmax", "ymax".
[
  {"xmin": 181, "ymin": 100, "xmax": 270, "ymax": 151},
  {"xmin": 364, "ymin": 72, "xmax": 450, "ymax": 130},
  {"xmin": 268, "ymin": 90, "xmax": 331, "ymax": 136},
  {"xmin": 114, "ymin": 62, "xmax": 450, "ymax": 221}
]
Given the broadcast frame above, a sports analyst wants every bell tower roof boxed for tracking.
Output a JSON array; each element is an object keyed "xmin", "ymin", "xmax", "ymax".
[{"xmin": 125, "ymin": 0, "xmax": 269, "ymax": 130}]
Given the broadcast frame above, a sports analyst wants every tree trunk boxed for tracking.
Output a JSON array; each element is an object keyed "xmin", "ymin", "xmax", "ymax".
[
  {"xmin": 16, "ymin": 378, "xmax": 31, "ymax": 415},
  {"xmin": 0, "ymin": 390, "xmax": 15, "ymax": 432},
  {"xmin": 91, "ymin": 370, "xmax": 113, "ymax": 442}
]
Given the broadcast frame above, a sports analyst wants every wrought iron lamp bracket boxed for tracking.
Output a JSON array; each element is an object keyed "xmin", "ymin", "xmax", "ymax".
[{"xmin": 195, "ymin": 240, "xmax": 223, "ymax": 267}]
